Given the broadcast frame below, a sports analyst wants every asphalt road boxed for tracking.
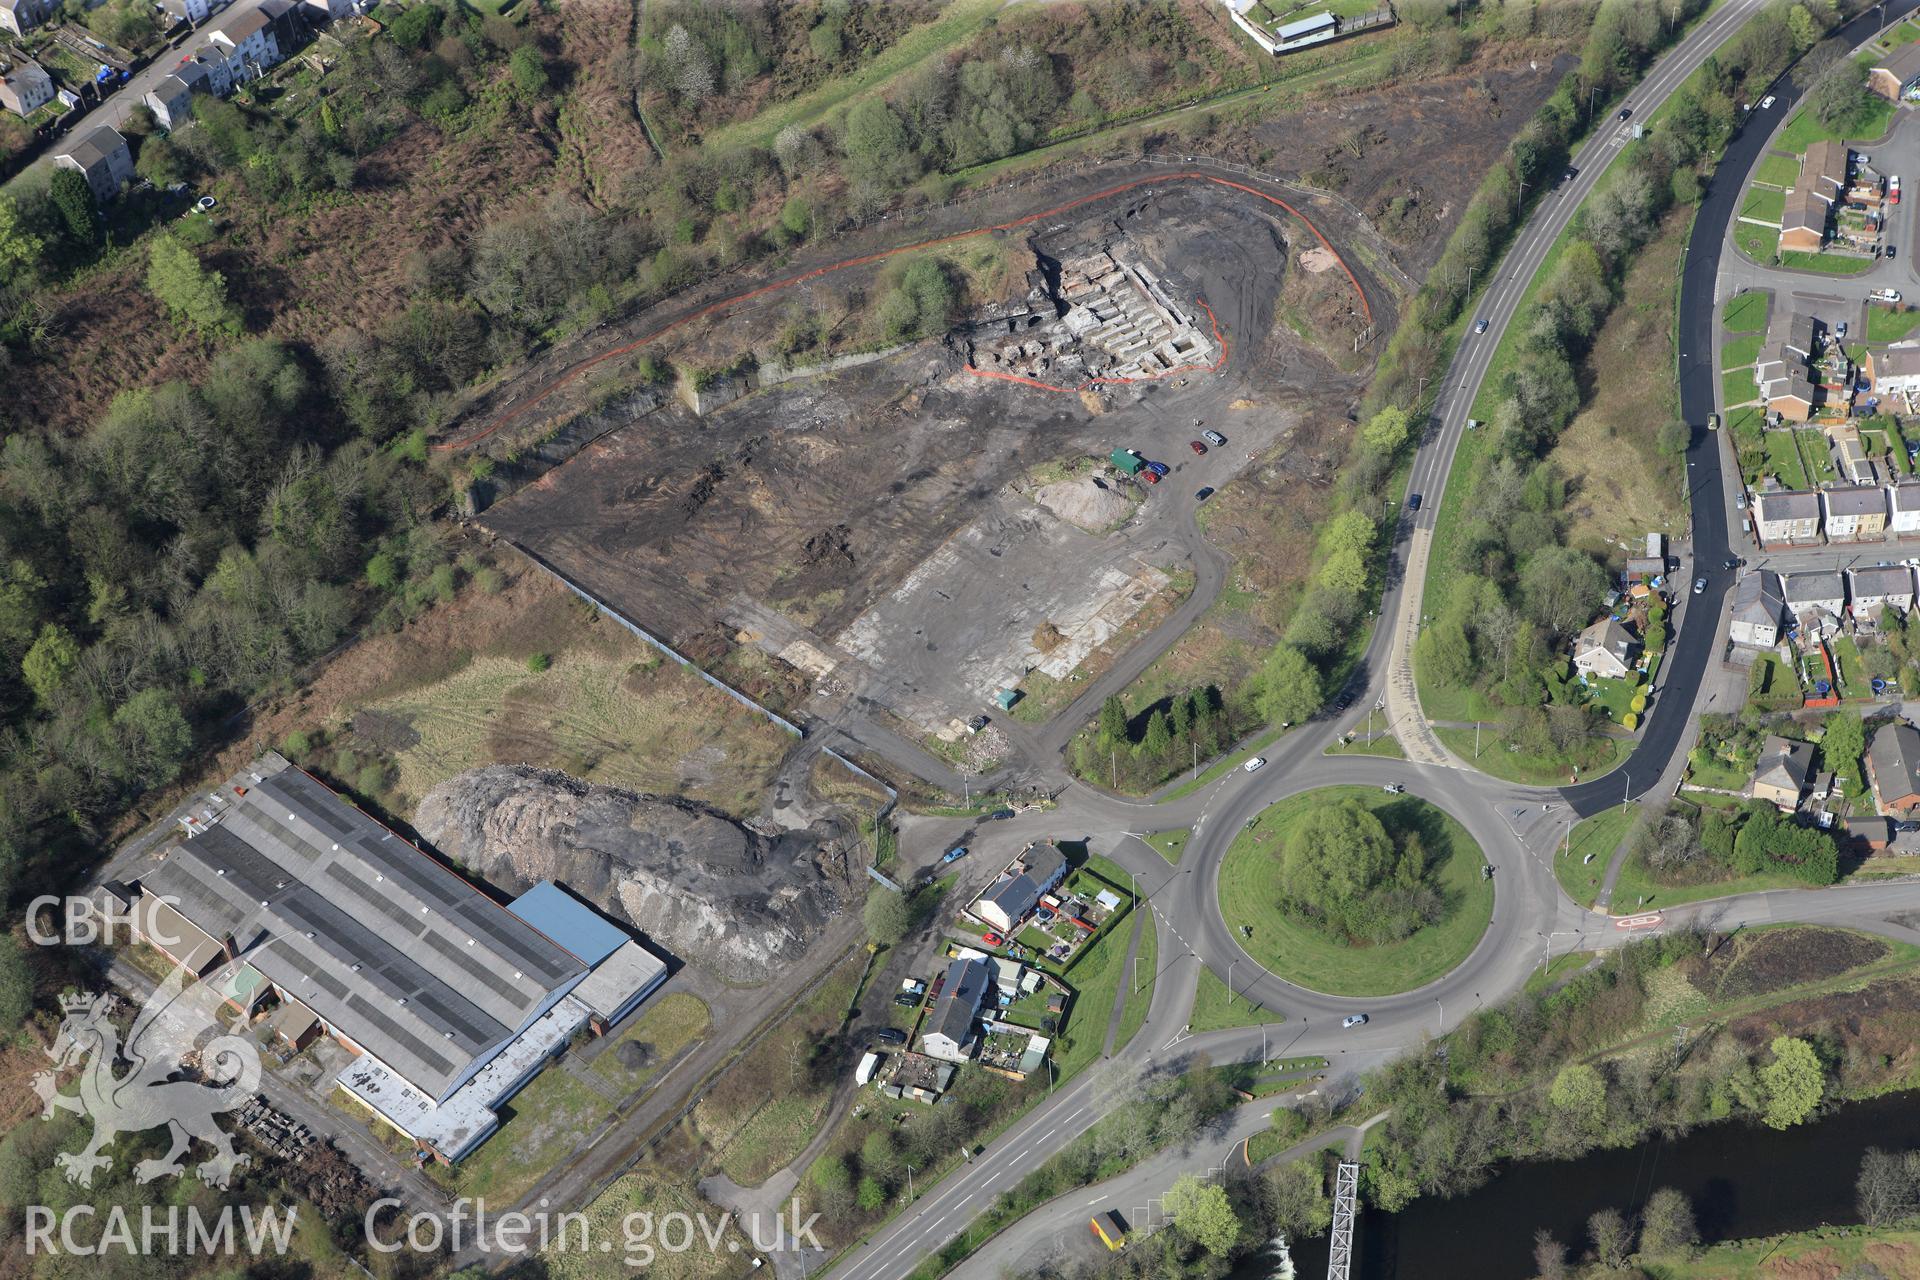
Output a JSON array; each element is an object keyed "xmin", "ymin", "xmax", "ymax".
[{"xmin": 821, "ymin": 9, "xmax": 1920, "ymax": 1276}]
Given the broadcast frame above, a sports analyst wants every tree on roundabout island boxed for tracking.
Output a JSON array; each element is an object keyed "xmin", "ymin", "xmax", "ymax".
[{"xmin": 1217, "ymin": 786, "xmax": 1494, "ymax": 997}]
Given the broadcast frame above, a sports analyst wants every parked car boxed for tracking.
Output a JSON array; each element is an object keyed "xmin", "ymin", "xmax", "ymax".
[
  {"xmin": 1145, "ymin": 460, "xmax": 1170, "ymax": 478},
  {"xmin": 1189, "ymin": 440, "xmax": 1208, "ymax": 455},
  {"xmin": 1761, "ymin": 94, "xmax": 1776, "ymax": 109},
  {"xmin": 1195, "ymin": 486, "xmax": 1214, "ymax": 501},
  {"xmin": 1473, "ymin": 318, "xmax": 1489, "ymax": 335},
  {"xmin": 894, "ymin": 991, "xmax": 921, "ymax": 1008},
  {"xmin": 982, "ymin": 932, "xmax": 1005, "ymax": 947},
  {"xmin": 1891, "ymin": 246, "xmax": 1899, "ymax": 261},
  {"xmin": 1723, "ymin": 558, "xmax": 1741, "ymax": 570},
  {"xmin": 1838, "ymin": 320, "xmax": 1850, "ymax": 338},
  {"xmin": 1383, "ymin": 783, "xmax": 1405, "ymax": 794},
  {"xmin": 1408, "ymin": 493, "xmax": 1423, "ymax": 511},
  {"xmin": 1141, "ymin": 469, "xmax": 1160, "ymax": 485},
  {"xmin": 1203, "ymin": 430, "xmax": 1227, "ymax": 447},
  {"xmin": 1707, "ymin": 412, "xmax": 1719, "ymax": 431},
  {"xmin": 1343, "ymin": 1013, "xmax": 1369, "ymax": 1028},
  {"xmin": 874, "ymin": 1028, "xmax": 907, "ymax": 1045},
  {"xmin": 939, "ymin": 845, "xmax": 970, "ymax": 865},
  {"xmin": 1693, "ymin": 577, "xmax": 1708, "ymax": 595},
  {"xmin": 1243, "ymin": 756, "xmax": 1267, "ymax": 773}
]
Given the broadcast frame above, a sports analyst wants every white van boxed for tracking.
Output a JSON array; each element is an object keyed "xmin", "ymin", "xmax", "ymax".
[{"xmin": 1243, "ymin": 757, "xmax": 1267, "ymax": 773}]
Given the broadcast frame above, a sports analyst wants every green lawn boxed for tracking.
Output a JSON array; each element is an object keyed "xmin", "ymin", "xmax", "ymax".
[
  {"xmin": 1833, "ymin": 635, "xmax": 1869, "ymax": 694},
  {"xmin": 1721, "ymin": 290, "xmax": 1769, "ymax": 333},
  {"xmin": 1720, "ymin": 332, "xmax": 1763, "ymax": 371},
  {"xmin": 1797, "ymin": 428, "xmax": 1836, "ymax": 482},
  {"xmin": 1050, "ymin": 864, "xmax": 1144, "ymax": 1081},
  {"xmin": 589, "ymin": 993, "xmax": 711, "ymax": 1093},
  {"xmin": 1111, "ymin": 905, "xmax": 1157, "ymax": 1054},
  {"xmin": 1778, "ymin": 249, "xmax": 1877, "ymax": 275},
  {"xmin": 1867, "ymin": 307, "xmax": 1920, "ymax": 341},
  {"xmin": 1733, "ymin": 221, "xmax": 1777, "ymax": 263},
  {"xmin": 1722, "ymin": 366, "xmax": 1758, "ymax": 410},
  {"xmin": 1585, "ymin": 672, "xmax": 1645, "ymax": 724},
  {"xmin": 1215, "ymin": 787, "xmax": 1494, "ymax": 996},
  {"xmin": 1434, "ymin": 727, "xmax": 1631, "ymax": 786},
  {"xmin": 1553, "ymin": 806, "xmax": 1636, "ymax": 909},
  {"xmin": 1525, "ymin": 950, "xmax": 1594, "ymax": 995},
  {"xmin": 1763, "ymin": 430, "xmax": 1811, "ymax": 488},
  {"xmin": 1750, "ymin": 153, "xmax": 1800, "ymax": 190},
  {"xmin": 1187, "ymin": 965, "xmax": 1287, "ymax": 1033},
  {"xmin": 1776, "ymin": 96, "xmax": 1898, "ymax": 151},
  {"xmin": 1729, "ymin": 405, "xmax": 1767, "ymax": 440},
  {"xmin": 1325, "ymin": 732, "xmax": 1406, "ymax": 758},
  {"xmin": 1144, "ymin": 830, "xmax": 1189, "ymax": 865},
  {"xmin": 1737, "ymin": 186, "xmax": 1786, "ymax": 223},
  {"xmin": 1608, "ymin": 851, "xmax": 1807, "ymax": 913}
]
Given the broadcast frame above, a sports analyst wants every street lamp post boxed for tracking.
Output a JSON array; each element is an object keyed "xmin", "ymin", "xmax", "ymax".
[{"xmin": 1229, "ymin": 959, "xmax": 1239, "ymax": 1008}]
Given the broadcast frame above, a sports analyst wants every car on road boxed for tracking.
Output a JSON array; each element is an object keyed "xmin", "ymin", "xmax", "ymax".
[
  {"xmin": 1761, "ymin": 94, "xmax": 1776, "ymax": 109},
  {"xmin": 1203, "ymin": 429, "xmax": 1227, "ymax": 447},
  {"xmin": 195, "ymin": 195, "xmax": 217, "ymax": 213},
  {"xmin": 1195, "ymin": 486, "xmax": 1214, "ymax": 501},
  {"xmin": 1243, "ymin": 756, "xmax": 1267, "ymax": 773},
  {"xmin": 1617, "ymin": 106, "xmax": 1632, "ymax": 120},
  {"xmin": 1693, "ymin": 577, "xmax": 1708, "ymax": 594},
  {"xmin": 1723, "ymin": 558, "xmax": 1742, "ymax": 570},
  {"xmin": 1837, "ymin": 320, "xmax": 1849, "ymax": 338},
  {"xmin": 1473, "ymin": 318, "xmax": 1489, "ymax": 335},
  {"xmin": 1707, "ymin": 412, "xmax": 1719, "ymax": 431},
  {"xmin": 873, "ymin": 1028, "xmax": 907, "ymax": 1045},
  {"xmin": 1891, "ymin": 246, "xmax": 1899, "ymax": 261},
  {"xmin": 1189, "ymin": 440, "xmax": 1208, "ymax": 455},
  {"xmin": 1383, "ymin": 784, "xmax": 1405, "ymax": 794},
  {"xmin": 1563, "ymin": 166, "xmax": 1579, "ymax": 183},
  {"xmin": 940, "ymin": 845, "xmax": 969, "ymax": 865},
  {"xmin": 1343, "ymin": 1013, "xmax": 1369, "ymax": 1028},
  {"xmin": 1407, "ymin": 493, "xmax": 1422, "ymax": 511},
  {"xmin": 1145, "ymin": 460, "xmax": 1170, "ymax": 478}
]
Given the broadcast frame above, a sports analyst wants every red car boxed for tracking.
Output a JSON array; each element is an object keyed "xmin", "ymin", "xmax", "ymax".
[
  {"xmin": 982, "ymin": 932, "xmax": 1005, "ymax": 947},
  {"xmin": 1141, "ymin": 470, "xmax": 1160, "ymax": 485},
  {"xmin": 1189, "ymin": 440, "xmax": 1208, "ymax": 455}
]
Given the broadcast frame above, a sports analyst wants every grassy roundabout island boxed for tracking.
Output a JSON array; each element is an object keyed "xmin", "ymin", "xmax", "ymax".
[{"xmin": 1217, "ymin": 786, "xmax": 1495, "ymax": 997}]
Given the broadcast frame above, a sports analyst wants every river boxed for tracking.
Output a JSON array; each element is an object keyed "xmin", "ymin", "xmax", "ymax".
[{"xmin": 1264, "ymin": 1091, "xmax": 1920, "ymax": 1279}]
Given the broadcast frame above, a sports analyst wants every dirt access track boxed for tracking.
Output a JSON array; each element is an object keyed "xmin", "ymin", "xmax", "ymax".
[{"xmin": 478, "ymin": 167, "xmax": 1389, "ymax": 744}]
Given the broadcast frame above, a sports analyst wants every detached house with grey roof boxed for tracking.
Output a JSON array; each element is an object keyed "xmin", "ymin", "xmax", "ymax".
[
  {"xmin": 1870, "ymin": 722, "xmax": 1920, "ymax": 815},
  {"xmin": 1849, "ymin": 566, "xmax": 1915, "ymax": 626},
  {"xmin": 1730, "ymin": 571, "xmax": 1787, "ymax": 648},
  {"xmin": 0, "ymin": 0, "xmax": 52, "ymax": 38},
  {"xmin": 1892, "ymin": 482, "xmax": 1920, "ymax": 535},
  {"xmin": 145, "ymin": 61, "xmax": 210, "ymax": 130},
  {"xmin": 0, "ymin": 57, "xmax": 52, "ymax": 118},
  {"xmin": 921, "ymin": 957, "xmax": 991, "ymax": 1063},
  {"xmin": 54, "ymin": 127, "xmax": 133, "ymax": 204}
]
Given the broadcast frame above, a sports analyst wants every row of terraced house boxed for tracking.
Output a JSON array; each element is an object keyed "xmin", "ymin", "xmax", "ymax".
[{"xmin": 1752, "ymin": 482, "xmax": 1920, "ymax": 546}]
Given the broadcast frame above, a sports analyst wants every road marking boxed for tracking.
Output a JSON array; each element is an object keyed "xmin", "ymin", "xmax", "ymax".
[{"xmin": 1615, "ymin": 913, "xmax": 1664, "ymax": 929}]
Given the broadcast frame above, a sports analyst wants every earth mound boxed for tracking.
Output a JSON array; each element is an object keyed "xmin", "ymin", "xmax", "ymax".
[{"xmin": 414, "ymin": 764, "xmax": 852, "ymax": 984}]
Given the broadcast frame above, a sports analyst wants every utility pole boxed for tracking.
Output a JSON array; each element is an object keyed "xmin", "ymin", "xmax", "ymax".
[{"xmin": 1229, "ymin": 959, "xmax": 1239, "ymax": 1008}]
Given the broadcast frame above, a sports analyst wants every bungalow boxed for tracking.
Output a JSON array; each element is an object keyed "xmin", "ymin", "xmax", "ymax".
[
  {"xmin": 1869, "ymin": 40, "xmax": 1920, "ymax": 102},
  {"xmin": 1729, "ymin": 571, "xmax": 1787, "ymax": 648},
  {"xmin": 1783, "ymin": 570, "xmax": 1848, "ymax": 639},
  {"xmin": 921, "ymin": 956, "xmax": 992, "ymax": 1062},
  {"xmin": 0, "ymin": 0, "xmax": 51, "ymax": 38},
  {"xmin": 1894, "ymin": 482, "xmax": 1920, "ymax": 535},
  {"xmin": 1849, "ymin": 564, "xmax": 1915, "ymax": 617},
  {"xmin": 0, "ymin": 57, "xmax": 53, "ymax": 118},
  {"xmin": 1573, "ymin": 617, "xmax": 1636, "ymax": 680},
  {"xmin": 1752, "ymin": 735, "xmax": 1815, "ymax": 809},
  {"xmin": 1867, "ymin": 344, "xmax": 1920, "ymax": 398},
  {"xmin": 1824, "ymin": 485, "xmax": 1888, "ymax": 542},
  {"xmin": 54, "ymin": 127, "xmax": 133, "ymax": 204},
  {"xmin": 1869, "ymin": 721, "xmax": 1920, "ymax": 815},
  {"xmin": 1755, "ymin": 489, "xmax": 1823, "ymax": 545},
  {"xmin": 971, "ymin": 843, "xmax": 1068, "ymax": 934}
]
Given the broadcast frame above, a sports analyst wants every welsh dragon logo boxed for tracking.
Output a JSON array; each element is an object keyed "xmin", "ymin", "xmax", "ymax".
[{"xmin": 33, "ymin": 959, "xmax": 262, "ymax": 1189}]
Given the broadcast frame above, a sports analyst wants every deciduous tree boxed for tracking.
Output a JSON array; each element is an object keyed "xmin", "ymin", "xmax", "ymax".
[
  {"xmin": 1759, "ymin": 1035, "xmax": 1824, "ymax": 1130},
  {"xmin": 1164, "ymin": 1174, "xmax": 1239, "ymax": 1255}
]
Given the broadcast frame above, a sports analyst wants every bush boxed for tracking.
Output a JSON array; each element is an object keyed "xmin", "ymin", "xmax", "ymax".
[{"xmin": 527, "ymin": 651, "xmax": 552, "ymax": 673}]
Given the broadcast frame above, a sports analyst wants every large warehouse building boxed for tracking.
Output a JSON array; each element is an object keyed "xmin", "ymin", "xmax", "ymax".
[{"xmin": 132, "ymin": 752, "xmax": 666, "ymax": 1161}]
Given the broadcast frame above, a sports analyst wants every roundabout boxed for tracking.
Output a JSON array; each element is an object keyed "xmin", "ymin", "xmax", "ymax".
[{"xmin": 1215, "ymin": 785, "xmax": 1494, "ymax": 997}]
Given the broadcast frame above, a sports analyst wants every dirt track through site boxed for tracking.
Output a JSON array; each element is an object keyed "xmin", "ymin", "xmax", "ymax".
[{"xmin": 439, "ymin": 172, "xmax": 1374, "ymax": 452}]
